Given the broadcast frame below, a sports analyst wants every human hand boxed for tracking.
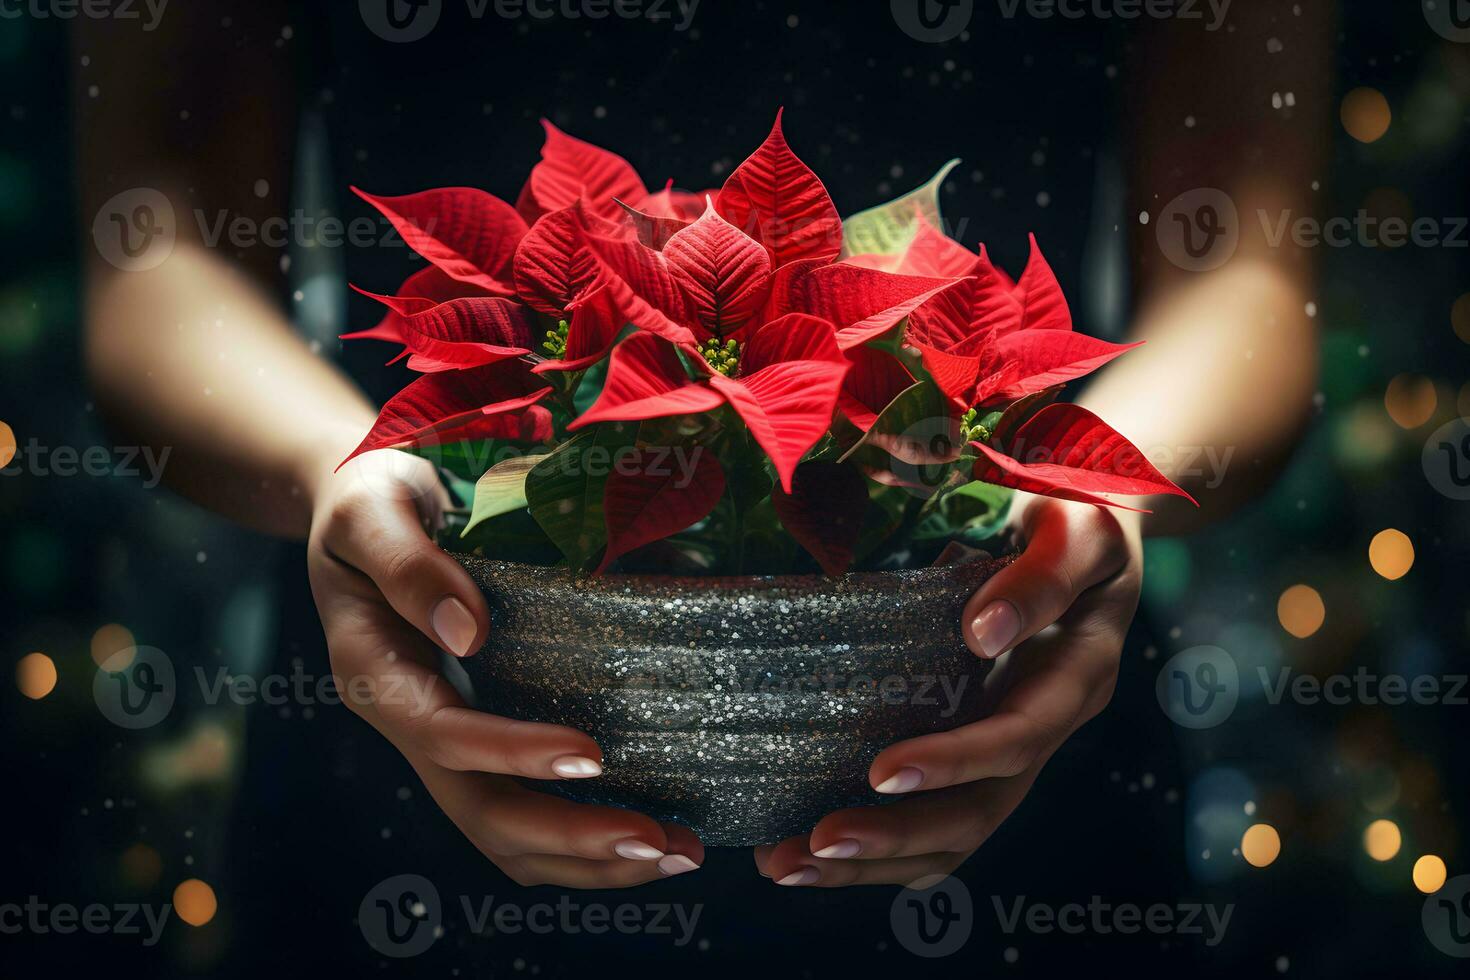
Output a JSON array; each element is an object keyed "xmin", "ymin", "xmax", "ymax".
[
  {"xmin": 307, "ymin": 451, "xmax": 704, "ymax": 886},
  {"xmin": 755, "ymin": 493, "xmax": 1142, "ymax": 886}
]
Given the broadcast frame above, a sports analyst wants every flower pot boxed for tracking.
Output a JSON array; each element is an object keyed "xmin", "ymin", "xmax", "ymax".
[{"xmin": 454, "ymin": 556, "xmax": 1007, "ymax": 845}]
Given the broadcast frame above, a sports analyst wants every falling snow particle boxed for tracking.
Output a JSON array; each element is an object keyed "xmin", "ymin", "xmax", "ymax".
[
  {"xmin": 253, "ymin": 179, "xmax": 270, "ymax": 198},
  {"xmin": 1305, "ymin": 301, "xmax": 1318, "ymax": 318},
  {"xmin": 1138, "ymin": 211, "xmax": 1150, "ymax": 225},
  {"xmin": 196, "ymin": 552, "xmax": 207, "ymax": 563}
]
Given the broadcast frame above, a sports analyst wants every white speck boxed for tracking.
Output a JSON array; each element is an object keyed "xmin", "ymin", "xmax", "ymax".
[
  {"xmin": 253, "ymin": 179, "xmax": 270, "ymax": 198},
  {"xmin": 1184, "ymin": 115, "xmax": 1196, "ymax": 128},
  {"xmin": 1276, "ymin": 956, "xmax": 1290, "ymax": 973},
  {"xmin": 196, "ymin": 551, "xmax": 207, "ymax": 563},
  {"xmin": 1003, "ymin": 947, "xmax": 1019, "ymax": 963},
  {"xmin": 1138, "ymin": 211, "xmax": 1150, "ymax": 225},
  {"xmin": 1036, "ymin": 191, "xmax": 1051, "ymax": 207},
  {"xmin": 1245, "ymin": 800, "xmax": 1257, "ymax": 815},
  {"xmin": 1272, "ymin": 92, "xmax": 1283, "ymax": 109},
  {"xmin": 88, "ymin": 84, "xmax": 99, "ymax": 98},
  {"xmin": 1305, "ymin": 301, "xmax": 1318, "ymax": 317},
  {"xmin": 1267, "ymin": 37, "xmax": 1283, "ymax": 53}
]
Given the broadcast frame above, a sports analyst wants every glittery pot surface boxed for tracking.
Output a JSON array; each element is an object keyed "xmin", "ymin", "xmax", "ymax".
[{"xmin": 456, "ymin": 557, "xmax": 1006, "ymax": 845}]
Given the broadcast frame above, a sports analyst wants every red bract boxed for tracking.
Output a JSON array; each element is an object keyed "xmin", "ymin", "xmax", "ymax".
[
  {"xmin": 846, "ymin": 217, "xmax": 1137, "ymax": 413},
  {"xmin": 353, "ymin": 186, "xmax": 526, "ymax": 296},
  {"xmin": 352, "ymin": 287, "xmax": 536, "ymax": 373},
  {"xmin": 971, "ymin": 403, "xmax": 1196, "ymax": 509},
  {"xmin": 340, "ymin": 360, "xmax": 553, "ymax": 469},
  {"xmin": 571, "ymin": 314, "xmax": 850, "ymax": 492},
  {"xmin": 715, "ymin": 109, "xmax": 843, "ymax": 269}
]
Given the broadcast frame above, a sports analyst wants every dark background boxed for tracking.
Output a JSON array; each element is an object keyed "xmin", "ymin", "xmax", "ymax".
[{"xmin": 3, "ymin": 1, "xmax": 1468, "ymax": 976}]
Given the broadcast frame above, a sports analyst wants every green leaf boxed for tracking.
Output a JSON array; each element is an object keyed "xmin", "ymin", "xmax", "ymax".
[
  {"xmin": 524, "ymin": 423, "xmax": 637, "ymax": 569},
  {"xmin": 839, "ymin": 381, "xmax": 961, "ymax": 497},
  {"xmin": 840, "ymin": 158, "xmax": 961, "ymax": 258},
  {"xmin": 404, "ymin": 440, "xmax": 504, "ymax": 481},
  {"xmin": 462, "ymin": 453, "xmax": 550, "ymax": 537}
]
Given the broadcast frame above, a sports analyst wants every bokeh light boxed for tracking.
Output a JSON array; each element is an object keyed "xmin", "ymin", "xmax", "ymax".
[
  {"xmin": 1242, "ymin": 823, "xmax": 1282, "ymax": 868},
  {"xmin": 173, "ymin": 879, "xmax": 218, "ymax": 927},
  {"xmin": 1454, "ymin": 293, "xmax": 1470, "ymax": 345},
  {"xmin": 90, "ymin": 623, "xmax": 137, "ymax": 669},
  {"xmin": 1413, "ymin": 854, "xmax": 1448, "ymax": 893},
  {"xmin": 1368, "ymin": 529, "xmax": 1414, "ymax": 580},
  {"xmin": 15, "ymin": 652, "xmax": 56, "ymax": 700},
  {"xmin": 1363, "ymin": 819, "xmax": 1401, "ymax": 861},
  {"xmin": 1383, "ymin": 374, "xmax": 1437, "ymax": 428},
  {"xmin": 1277, "ymin": 585, "xmax": 1325, "ymax": 639},
  {"xmin": 1340, "ymin": 87, "xmax": 1391, "ymax": 143},
  {"xmin": 0, "ymin": 418, "xmax": 14, "ymax": 468}
]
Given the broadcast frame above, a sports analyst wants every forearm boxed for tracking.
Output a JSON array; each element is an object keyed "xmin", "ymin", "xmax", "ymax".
[
  {"xmin": 85, "ymin": 245, "xmax": 375, "ymax": 538},
  {"xmin": 1079, "ymin": 259, "xmax": 1317, "ymax": 535}
]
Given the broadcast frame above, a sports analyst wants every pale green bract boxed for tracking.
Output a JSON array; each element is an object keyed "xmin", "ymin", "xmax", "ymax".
[
  {"xmin": 462, "ymin": 453, "xmax": 551, "ymax": 537},
  {"xmin": 838, "ymin": 158, "xmax": 962, "ymax": 258}
]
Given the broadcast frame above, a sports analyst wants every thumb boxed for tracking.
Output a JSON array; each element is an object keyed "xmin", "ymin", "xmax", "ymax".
[
  {"xmin": 319, "ymin": 485, "xmax": 490, "ymax": 658},
  {"xmin": 960, "ymin": 499, "xmax": 1130, "ymax": 659}
]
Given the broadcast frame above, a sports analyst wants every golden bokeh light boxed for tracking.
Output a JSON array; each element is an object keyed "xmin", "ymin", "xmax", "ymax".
[
  {"xmin": 1364, "ymin": 819, "xmax": 1402, "ymax": 861},
  {"xmin": 1341, "ymin": 87, "xmax": 1391, "ymax": 143},
  {"xmin": 1383, "ymin": 374, "xmax": 1438, "ymax": 429},
  {"xmin": 173, "ymin": 879, "xmax": 218, "ymax": 927},
  {"xmin": 16, "ymin": 652, "xmax": 57, "ymax": 700},
  {"xmin": 1242, "ymin": 823, "xmax": 1282, "ymax": 868},
  {"xmin": 1454, "ymin": 293, "xmax": 1470, "ymax": 345},
  {"xmin": 91, "ymin": 624, "xmax": 137, "ymax": 669},
  {"xmin": 1277, "ymin": 585, "xmax": 1325, "ymax": 639},
  {"xmin": 1368, "ymin": 529, "xmax": 1414, "ymax": 580},
  {"xmin": 1414, "ymin": 855, "xmax": 1448, "ymax": 893},
  {"xmin": 0, "ymin": 419, "xmax": 14, "ymax": 469},
  {"xmin": 120, "ymin": 843, "xmax": 163, "ymax": 889}
]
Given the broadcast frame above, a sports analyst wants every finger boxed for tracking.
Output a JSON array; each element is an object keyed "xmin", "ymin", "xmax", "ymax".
[
  {"xmin": 317, "ymin": 472, "xmax": 490, "ymax": 658},
  {"xmin": 761, "ymin": 832, "xmax": 969, "ymax": 887},
  {"xmin": 803, "ymin": 774, "xmax": 1040, "ymax": 863},
  {"xmin": 961, "ymin": 500, "xmax": 1132, "ymax": 659},
  {"xmin": 501, "ymin": 853, "xmax": 680, "ymax": 890},
  {"xmin": 868, "ymin": 615, "xmax": 1121, "ymax": 794},
  {"xmin": 475, "ymin": 782, "xmax": 674, "ymax": 861},
  {"xmin": 314, "ymin": 575, "xmax": 603, "ymax": 779},
  {"xmin": 657, "ymin": 822, "xmax": 706, "ymax": 877}
]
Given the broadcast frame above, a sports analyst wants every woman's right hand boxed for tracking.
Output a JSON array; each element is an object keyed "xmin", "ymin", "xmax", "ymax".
[{"xmin": 305, "ymin": 450, "xmax": 704, "ymax": 886}]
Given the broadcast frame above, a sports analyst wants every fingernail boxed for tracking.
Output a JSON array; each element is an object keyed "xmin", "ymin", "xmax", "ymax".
[
  {"xmin": 776, "ymin": 867, "xmax": 820, "ymax": 887},
  {"xmin": 551, "ymin": 756, "xmax": 603, "ymax": 779},
  {"xmin": 969, "ymin": 600, "xmax": 1021, "ymax": 659},
  {"xmin": 874, "ymin": 767, "xmax": 924, "ymax": 795},
  {"xmin": 614, "ymin": 840, "xmax": 665, "ymax": 861},
  {"xmin": 431, "ymin": 596, "xmax": 479, "ymax": 658},
  {"xmin": 658, "ymin": 854, "xmax": 700, "ymax": 876},
  {"xmin": 811, "ymin": 839, "xmax": 862, "ymax": 860}
]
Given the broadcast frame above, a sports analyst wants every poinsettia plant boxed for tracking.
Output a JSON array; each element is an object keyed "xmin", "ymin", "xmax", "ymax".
[{"xmin": 340, "ymin": 111, "xmax": 1192, "ymax": 576}]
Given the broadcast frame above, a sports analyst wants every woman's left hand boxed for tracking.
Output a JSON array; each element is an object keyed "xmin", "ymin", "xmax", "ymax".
[{"xmin": 754, "ymin": 494, "xmax": 1144, "ymax": 886}]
